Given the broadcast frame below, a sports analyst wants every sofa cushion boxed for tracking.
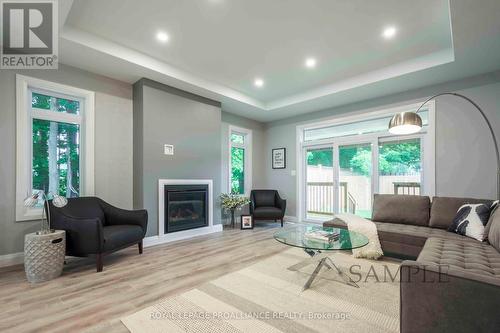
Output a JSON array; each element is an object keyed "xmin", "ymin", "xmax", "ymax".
[
  {"xmin": 103, "ymin": 225, "xmax": 143, "ymax": 252},
  {"xmin": 429, "ymin": 196, "xmax": 493, "ymax": 230},
  {"xmin": 252, "ymin": 190, "xmax": 276, "ymax": 207},
  {"xmin": 252, "ymin": 207, "xmax": 283, "ymax": 219},
  {"xmin": 417, "ymin": 237, "xmax": 500, "ymax": 278},
  {"xmin": 372, "ymin": 194, "xmax": 430, "ymax": 226},
  {"xmin": 324, "ymin": 218, "xmax": 466, "ymax": 245},
  {"xmin": 484, "ymin": 200, "xmax": 499, "ymax": 237},
  {"xmin": 52, "ymin": 197, "xmax": 106, "ymax": 225},
  {"xmin": 488, "ymin": 206, "xmax": 500, "ymax": 252},
  {"xmin": 324, "ymin": 217, "xmax": 474, "ymax": 258}
]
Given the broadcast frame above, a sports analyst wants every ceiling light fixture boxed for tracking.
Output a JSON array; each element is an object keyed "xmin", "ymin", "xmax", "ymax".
[
  {"xmin": 254, "ymin": 78, "xmax": 264, "ymax": 87},
  {"xmin": 382, "ymin": 26, "xmax": 397, "ymax": 39},
  {"xmin": 156, "ymin": 31, "xmax": 169, "ymax": 43},
  {"xmin": 305, "ymin": 57, "xmax": 317, "ymax": 68}
]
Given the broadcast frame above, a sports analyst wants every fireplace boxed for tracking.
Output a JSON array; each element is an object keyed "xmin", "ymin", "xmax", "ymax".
[{"xmin": 164, "ymin": 184, "xmax": 208, "ymax": 233}]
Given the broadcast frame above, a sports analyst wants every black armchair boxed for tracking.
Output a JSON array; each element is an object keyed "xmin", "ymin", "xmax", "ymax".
[
  {"xmin": 249, "ymin": 190, "xmax": 286, "ymax": 227},
  {"xmin": 47, "ymin": 197, "xmax": 148, "ymax": 272}
]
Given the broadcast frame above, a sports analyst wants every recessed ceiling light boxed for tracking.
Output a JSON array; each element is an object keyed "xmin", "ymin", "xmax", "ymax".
[
  {"xmin": 156, "ymin": 31, "xmax": 169, "ymax": 43},
  {"xmin": 254, "ymin": 78, "xmax": 264, "ymax": 87},
  {"xmin": 382, "ymin": 26, "xmax": 397, "ymax": 39},
  {"xmin": 305, "ymin": 57, "xmax": 317, "ymax": 68}
]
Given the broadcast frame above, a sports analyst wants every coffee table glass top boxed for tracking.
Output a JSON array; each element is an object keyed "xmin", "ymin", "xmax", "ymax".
[{"xmin": 273, "ymin": 225, "xmax": 369, "ymax": 251}]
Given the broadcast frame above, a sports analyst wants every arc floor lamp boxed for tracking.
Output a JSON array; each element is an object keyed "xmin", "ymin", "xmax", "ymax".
[{"xmin": 388, "ymin": 92, "xmax": 500, "ymax": 199}]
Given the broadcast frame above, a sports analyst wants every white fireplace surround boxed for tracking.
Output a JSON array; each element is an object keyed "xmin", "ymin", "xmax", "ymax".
[{"xmin": 143, "ymin": 179, "xmax": 222, "ymax": 247}]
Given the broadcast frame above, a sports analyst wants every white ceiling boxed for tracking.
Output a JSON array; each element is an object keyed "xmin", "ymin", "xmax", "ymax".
[{"xmin": 58, "ymin": 0, "xmax": 500, "ymax": 122}]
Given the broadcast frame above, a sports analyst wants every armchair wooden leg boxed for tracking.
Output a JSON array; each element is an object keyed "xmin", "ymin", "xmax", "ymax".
[
  {"xmin": 96, "ymin": 253, "xmax": 103, "ymax": 272},
  {"xmin": 138, "ymin": 240, "xmax": 143, "ymax": 254},
  {"xmin": 281, "ymin": 218, "xmax": 284, "ymax": 227}
]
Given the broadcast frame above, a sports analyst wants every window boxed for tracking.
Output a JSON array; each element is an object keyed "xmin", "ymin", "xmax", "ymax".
[
  {"xmin": 297, "ymin": 102, "xmax": 435, "ymax": 222},
  {"xmin": 31, "ymin": 93, "xmax": 81, "ymax": 198},
  {"xmin": 228, "ymin": 126, "xmax": 252, "ymax": 195},
  {"xmin": 16, "ymin": 75, "xmax": 95, "ymax": 221},
  {"xmin": 304, "ymin": 111, "xmax": 429, "ymax": 142}
]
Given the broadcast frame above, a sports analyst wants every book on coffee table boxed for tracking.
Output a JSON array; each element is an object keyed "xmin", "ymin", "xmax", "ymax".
[{"xmin": 304, "ymin": 230, "xmax": 340, "ymax": 242}]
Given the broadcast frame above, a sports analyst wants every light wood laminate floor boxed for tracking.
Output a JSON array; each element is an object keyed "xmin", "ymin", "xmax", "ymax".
[{"xmin": 0, "ymin": 224, "xmax": 288, "ymax": 333}]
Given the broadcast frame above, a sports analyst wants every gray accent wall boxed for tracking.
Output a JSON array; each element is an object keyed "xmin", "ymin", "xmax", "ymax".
[
  {"xmin": 264, "ymin": 71, "xmax": 500, "ymax": 218},
  {"xmin": 133, "ymin": 79, "xmax": 223, "ymax": 236},
  {"xmin": 0, "ymin": 64, "xmax": 133, "ymax": 256}
]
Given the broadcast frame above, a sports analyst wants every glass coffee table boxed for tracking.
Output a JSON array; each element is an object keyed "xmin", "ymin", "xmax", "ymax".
[{"xmin": 274, "ymin": 225, "xmax": 369, "ymax": 291}]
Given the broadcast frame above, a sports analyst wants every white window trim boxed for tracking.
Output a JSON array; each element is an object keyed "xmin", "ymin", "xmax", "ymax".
[
  {"xmin": 296, "ymin": 101, "xmax": 435, "ymax": 222},
  {"xmin": 16, "ymin": 74, "xmax": 95, "ymax": 222},
  {"xmin": 228, "ymin": 125, "xmax": 252, "ymax": 196}
]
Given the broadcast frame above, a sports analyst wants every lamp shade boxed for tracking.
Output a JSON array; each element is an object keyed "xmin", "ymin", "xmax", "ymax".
[
  {"xmin": 24, "ymin": 191, "xmax": 41, "ymax": 207},
  {"xmin": 388, "ymin": 112, "xmax": 423, "ymax": 135},
  {"xmin": 52, "ymin": 194, "xmax": 68, "ymax": 208}
]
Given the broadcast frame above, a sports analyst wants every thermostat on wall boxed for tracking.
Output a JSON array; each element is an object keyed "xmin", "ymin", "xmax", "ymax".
[{"xmin": 164, "ymin": 144, "xmax": 174, "ymax": 155}]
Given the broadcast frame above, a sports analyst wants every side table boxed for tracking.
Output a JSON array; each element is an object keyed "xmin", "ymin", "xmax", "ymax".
[{"xmin": 24, "ymin": 230, "xmax": 66, "ymax": 283}]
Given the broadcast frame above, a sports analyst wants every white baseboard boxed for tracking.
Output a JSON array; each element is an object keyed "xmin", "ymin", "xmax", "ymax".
[
  {"xmin": 284, "ymin": 215, "xmax": 299, "ymax": 223},
  {"xmin": 0, "ymin": 252, "xmax": 24, "ymax": 268},
  {"xmin": 144, "ymin": 224, "xmax": 223, "ymax": 248},
  {"xmin": 0, "ymin": 225, "xmax": 224, "ymax": 267}
]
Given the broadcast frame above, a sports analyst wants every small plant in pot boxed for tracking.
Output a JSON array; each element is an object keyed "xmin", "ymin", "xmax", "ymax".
[{"xmin": 219, "ymin": 193, "xmax": 250, "ymax": 228}]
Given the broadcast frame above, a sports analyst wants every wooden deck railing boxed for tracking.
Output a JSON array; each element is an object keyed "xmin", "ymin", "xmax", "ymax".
[
  {"xmin": 306, "ymin": 182, "xmax": 356, "ymax": 216},
  {"xmin": 393, "ymin": 182, "xmax": 420, "ymax": 195}
]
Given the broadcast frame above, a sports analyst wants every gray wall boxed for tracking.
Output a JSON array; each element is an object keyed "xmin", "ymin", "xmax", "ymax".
[
  {"xmin": 264, "ymin": 72, "xmax": 500, "ymax": 218},
  {"xmin": 0, "ymin": 64, "xmax": 133, "ymax": 255},
  {"xmin": 133, "ymin": 80, "xmax": 223, "ymax": 236}
]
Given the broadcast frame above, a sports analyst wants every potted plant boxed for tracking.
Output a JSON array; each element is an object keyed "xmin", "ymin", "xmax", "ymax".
[{"xmin": 219, "ymin": 193, "xmax": 250, "ymax": 228}]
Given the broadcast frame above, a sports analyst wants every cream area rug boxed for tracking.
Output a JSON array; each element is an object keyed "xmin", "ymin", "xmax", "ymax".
[{"xmin": 121, "ymin": 248, "xmax": 400, "ymax": 333}]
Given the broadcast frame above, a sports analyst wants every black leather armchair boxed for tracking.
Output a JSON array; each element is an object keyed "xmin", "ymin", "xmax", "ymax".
[
  {"xmin": 249, "ymin": 190, "xmax": 286, "ymax": 227},
  {"xmin": 47, "ymin": 197, "xmax": 148, "ymax": 272}
]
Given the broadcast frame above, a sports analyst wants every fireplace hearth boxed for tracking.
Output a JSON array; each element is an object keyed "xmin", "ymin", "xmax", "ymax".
[{"xmin": 164, "ymin": 184, "xmax": 208, "ymax": 233}]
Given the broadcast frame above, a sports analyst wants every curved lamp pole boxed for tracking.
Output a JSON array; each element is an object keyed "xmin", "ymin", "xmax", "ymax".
[{"xmin": 388, "ymin": 92, "xmax": 499, "ymax": 199}]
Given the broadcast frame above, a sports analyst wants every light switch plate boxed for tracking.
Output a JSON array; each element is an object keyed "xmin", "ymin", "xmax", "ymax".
[
  {"xmin": 291, "ymin": 170, "xmax": 296, "ymax": 176},
  {"xmin": 164, "ymin": 144, "xmax": 174, "ymax": 155}
]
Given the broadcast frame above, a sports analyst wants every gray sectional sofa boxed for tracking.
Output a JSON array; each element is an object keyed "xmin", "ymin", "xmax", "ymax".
[{"xmin": 324, "ymin": 194, "xmax": 500, "ymax": 333}]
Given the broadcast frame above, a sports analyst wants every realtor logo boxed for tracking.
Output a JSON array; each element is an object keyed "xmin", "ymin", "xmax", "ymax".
[{"xmin": 1, "ymin": 0, "xmax": 58, "ymax": 69}]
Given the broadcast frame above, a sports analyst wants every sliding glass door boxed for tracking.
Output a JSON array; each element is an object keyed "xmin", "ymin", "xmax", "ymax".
[
  {"xmin": 304, "ymin": 142, "xmax": 373, "ymax": 221},
  {"xmin": 305, "ymin": 146, "xmax": 334, "ymax": 221},
  {"xmin": 299, "ymin": 105, "xmax": 433, "ymax": 223},
  {"xmin": 378, "ymin": 138, "xmax": 422, "ymax": 195},
  {"xmin": 338, "ymin": 143, "xmax": 372, "ymax": 218},
  {"xmin": 302, "ymin": 138, "xmax": 423, "ymax": 221}
]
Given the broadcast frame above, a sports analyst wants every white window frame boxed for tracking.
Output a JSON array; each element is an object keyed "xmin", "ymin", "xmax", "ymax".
[
  {"xmin": 228, "ymin": 125, "xmax": 252, "ymax": 196},
  {"xmin": 296, "ymin": 101, "xmax": 435, "ymax": 222},
  {"xmin": 16, "ymin": 74, "xmax": 95, "ymax": 221}
]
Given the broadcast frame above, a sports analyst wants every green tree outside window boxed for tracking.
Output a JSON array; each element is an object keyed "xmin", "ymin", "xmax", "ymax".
[
  {"xmin": 31, "ymin": 93, "xmax": 81, "ymax": 197},
  {"xmin": 231, "ymin": 147, "xmax": 245, "ymax": 194}
]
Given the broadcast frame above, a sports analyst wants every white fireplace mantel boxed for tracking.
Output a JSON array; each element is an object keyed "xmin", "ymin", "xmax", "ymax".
[{"xmin": 144, "ymin": 179, "xmax": 221, "ymax": 247}]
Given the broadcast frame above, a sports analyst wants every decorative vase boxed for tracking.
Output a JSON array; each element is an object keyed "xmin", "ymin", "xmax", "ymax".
[{"xmin": 230, "ymin": 209, "xmax": 236, "ymax": 228}]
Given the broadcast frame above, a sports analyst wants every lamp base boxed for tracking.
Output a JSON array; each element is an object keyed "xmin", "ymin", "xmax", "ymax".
[{"xmin": 36, "ymin": 229, "xmax": 56, "ymax": 235}]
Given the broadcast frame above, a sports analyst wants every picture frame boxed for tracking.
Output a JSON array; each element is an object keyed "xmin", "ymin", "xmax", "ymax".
[
  {"xmin": 272, "ymin": 148, "xmax": 286, "ymax": 169},
  {"xmin": 240, "ymin": 215, "xmax": 254, "ymax": 229}
]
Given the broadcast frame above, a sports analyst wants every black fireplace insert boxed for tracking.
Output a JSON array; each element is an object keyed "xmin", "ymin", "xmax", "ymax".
[{"xmin": 164, "ymin": 184, "xmax": 208, "ymax": 233}]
